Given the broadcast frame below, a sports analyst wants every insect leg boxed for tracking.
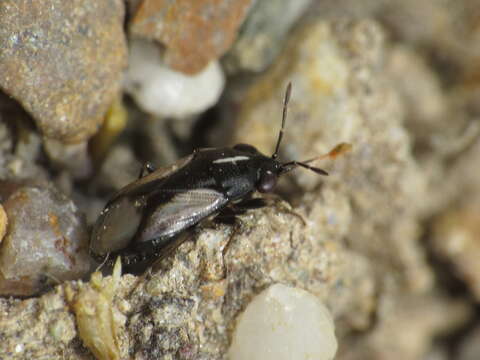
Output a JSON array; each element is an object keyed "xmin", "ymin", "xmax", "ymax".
[
  {"xmin": 234, "ymin": 197, "xmax": 268, "ymax": 210},
  {"xmin": 214, "ymin": 206, "xmax": 244, "ymax": 225},
  {"xmin": 214, "ymin": 198, "xmax": 267, "ymax": 226},
  {"xmin": 221, "ymin": 218, "xmax": 244, "ymax": 264}
]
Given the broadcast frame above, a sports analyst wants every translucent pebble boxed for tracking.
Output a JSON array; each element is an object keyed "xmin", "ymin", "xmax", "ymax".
[
  {"xmin": 229, "ymin": 283, "xmax": 337, "ymax": 360},
  {"xmin": 0, "ymin": 184, "xmax": 91, "ymax": 295},
  {"xmin": 124, "ymin": 40, "xmax": 225, "ymax": 118}
]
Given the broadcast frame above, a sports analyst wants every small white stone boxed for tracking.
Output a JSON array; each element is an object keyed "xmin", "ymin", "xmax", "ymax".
[
  {"xmin": 124, "ymin": 40, "xmax": 225, "ymax": 118},
  {"xmin": 15, "ymin": 343, "xmax": 24, "ymax": 353},
  {"xmin": 228, "ymin": 283, "xmax": 337, "ymax": 360}
]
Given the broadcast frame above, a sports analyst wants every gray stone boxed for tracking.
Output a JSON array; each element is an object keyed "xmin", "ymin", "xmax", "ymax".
[{"xmin": 0, "ymin": 183, "xmax": 92, "ymax": 296}]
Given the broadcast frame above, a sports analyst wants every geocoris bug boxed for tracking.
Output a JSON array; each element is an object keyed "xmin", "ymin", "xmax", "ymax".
[{"xmin": 90, "ymin": 83, "xmax": 350, "ymax": 267}]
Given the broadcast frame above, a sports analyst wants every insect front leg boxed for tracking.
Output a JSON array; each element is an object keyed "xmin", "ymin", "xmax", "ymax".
[
  {"xmin": 234, "ymin": 197, "xmax": 268, "ymax": 210},
  {"xmin": 210, "ymin": 207, "xmax": 245, "ymax": 267},
  {"xmin": 213, "ymin": 206, "xmax": 246, "ymax": 225}
]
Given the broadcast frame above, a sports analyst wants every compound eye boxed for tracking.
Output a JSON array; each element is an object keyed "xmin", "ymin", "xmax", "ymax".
[{"xmin": 258, "ymin": 170, "xmax": 277, "ymax": 193}]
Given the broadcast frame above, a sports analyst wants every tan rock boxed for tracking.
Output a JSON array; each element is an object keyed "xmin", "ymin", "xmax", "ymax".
[{"xmin": 0, "ymin": 0, "xmax": 127, "ymax": 142}]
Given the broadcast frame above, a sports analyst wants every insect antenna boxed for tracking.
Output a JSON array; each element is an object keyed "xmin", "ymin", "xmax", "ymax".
[
  {"xmin": 272, "ymin": 82, "xmax": 292, "ymax": 159},
  {"xmin": 281, "ymin": 142, "xmax": 352, "ymax": 175},
  {"xmin": 281, "ymin": 161, "xmax": 329, "ymax": 175}
]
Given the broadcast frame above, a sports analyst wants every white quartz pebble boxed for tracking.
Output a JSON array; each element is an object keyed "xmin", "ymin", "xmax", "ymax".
[
  {"xmin": 124, "ymin": 40, "xmax": 225, "ymax": 118},
  {"xmin": 229, "ymin": 283, "xmax": 337, "ymax": 360}
]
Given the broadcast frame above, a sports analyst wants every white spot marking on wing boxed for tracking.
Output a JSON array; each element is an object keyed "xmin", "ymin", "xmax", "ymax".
[{"xmin": 213, "ymin": 156, "xmax": 250, "ymax": 164}]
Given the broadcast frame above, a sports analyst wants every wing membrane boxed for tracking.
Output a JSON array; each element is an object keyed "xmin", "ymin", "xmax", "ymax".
[
  {"xmin": 112, "ymin": 154, "xmax": 194, "ymax": 199},
  {"xmin": 138, "ymin": 188, "xmax": 227, "ymax": 243}
]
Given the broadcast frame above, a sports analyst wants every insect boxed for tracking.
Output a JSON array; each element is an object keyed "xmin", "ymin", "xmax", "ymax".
[{"xmin": 90, "ymin": 83, "xmax": 350, "ymax": 267}]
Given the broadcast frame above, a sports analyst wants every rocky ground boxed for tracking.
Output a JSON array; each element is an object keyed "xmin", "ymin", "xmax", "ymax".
[{"xmin": 0, "ymin": 1, "xmax": 479, "ymax": 359}]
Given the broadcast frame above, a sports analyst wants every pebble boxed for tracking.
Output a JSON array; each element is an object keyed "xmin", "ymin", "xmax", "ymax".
[
  {"xmin": 124, "ymin": 40, "xmax": 225, "ymax": 118},
  {"xmin": 0, "ymin": 0, "xmax": 127, "ymax": 142},
  {"xmin": 0, "ymin": 182, "xmax": 91, "ymax": 296},
  {"xmin": 129, "ymin": 0, "xmax": 253, "ymax": 74},
  {"xmin": 228, "ymin": 284, "xmax": 337, "ymax": 360}
]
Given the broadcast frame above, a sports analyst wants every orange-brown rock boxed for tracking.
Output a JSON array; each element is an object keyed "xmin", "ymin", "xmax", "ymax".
[{"xmin": 130, "ymin": 0, "xmax": 253, "ymax": 74}]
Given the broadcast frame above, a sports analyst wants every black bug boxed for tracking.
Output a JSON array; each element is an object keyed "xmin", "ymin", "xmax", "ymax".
[{"xmin": 90, "ymin": 83, "xmax": 350, "ymax": 267}]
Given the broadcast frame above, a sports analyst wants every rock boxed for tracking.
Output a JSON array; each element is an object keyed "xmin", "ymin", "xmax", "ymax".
[
  {"xmin": 228, "ymin": 18, "xmax": 455, "ymax": 351},
  {"xmin": 0, "ymin": 0, "xmax": 127, "ymax": 142},
  {"xmin": 96, "ymin": 144, "xmax": 139, "ymax": 192},
  {"xmin": 457, "ymin": 325, "xmax": 480, "ymax": 360},
  {"xmin": 0, "ymin": 204, "xmax": 7, "ymax": 244},
  {"xmin": 0, "ymin": 199, "xmax": 467, "ymax": 359},
  {"xmin": 228, "ymin": 283, "xmax": 337, "ymax": 360},
  {"xmin": 231, "ymin": 21, "xmax": 363, "ymax": 172},
  {"xmin": 0, "ymin": 97, "xmax": 48, "ymax": 180},
  {"xmin": 104, "ymin": 201, "xmax": 356, "ymax": 358},
  {"xmin": 0, "ymin": 182, "xmax": 91, "ymax": 296},
  {"xmin": 224, "ymin": 0, "xmax": 313, "ymax": 73},
  {"xmin": 0, "ymin": 287, "xmax": 78, "ymax": 358},
  {"xmin": 43, "ymin": 140, "xmax": 92, "ymax": 179},
  {"xmin": 338, "ymin": 295, "xmax": 469, "ymax": 360},
  {"xmin": 385, "ymin": 46, "xmax": 447, "ymax": 140},
  {"xmin": 1, "ymin": 11, "xmax": 479, "ymax": 360},
  {"xmin": 124, "ymin": 40, "xmax": 225, "ymax": 118},
  {"xmin": 431, "ymin": 205, "xmax": 480, "ymax": 300},
  {"xmin": 129, "ymin": 0, "xmax": 253, "ymax": 74}
]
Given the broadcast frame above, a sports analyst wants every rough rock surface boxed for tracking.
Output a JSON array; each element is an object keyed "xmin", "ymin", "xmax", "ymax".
[
  {"xmin": 129, "ymin": 0, "xmax": 253, "ymax": 74},
  {"xmin": 0, "ymin": 0, "xmax": 127, "ymax": 142},
  {"xmin": 0, "ymin": 183, "xmax": 92, "ymax": 296}
]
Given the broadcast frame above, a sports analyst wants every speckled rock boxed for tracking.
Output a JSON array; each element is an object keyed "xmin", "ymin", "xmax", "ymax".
[
  {"xmin": 0, "ymin": 183, "xmax": 92, "ymax": 296},
  {"xmin": 0, "ymin": 0, "xmax": 127, "ymax": 142},
  {"xmin": 0, "ymin": 201, "xmax": 362, "ymax": 359},
  {"xmin": 0, "ymin": 287, "xmax": 79, "ymax": 359},
  {"xmin": 129, "ymin": 0, "xmax": 253, "ymax": 74},
  {"xmin": 0, "ymin": 199, "xmax": 468, "ymax": 359}
]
